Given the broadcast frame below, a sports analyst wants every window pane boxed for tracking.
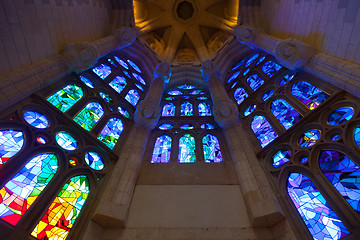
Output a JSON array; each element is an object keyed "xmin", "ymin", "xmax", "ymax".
[
  {"xmin": 179, "ymin": 134, "xmax": 196, "ymax": 163},
  {"xmin": 97, "ymin": 118, "xmax": 124, "ymax": 149},
  {"xmin": 151, "ymin": 135, "xmax": 172, "ymax": 163},
  {"xmin": 328, "ymin": 107, "xmax": 354, "ymax": 125},
  {"xmin": 47, "ymin": 84, "xmax": 83, "ymax": 112},
  {"xmin": 125, "ymin": 89, "xmax": 140, "ymax": 106},
  {"xmin": 109, "ymin": 76, "xmax": 127, "ymax": 94},
  {"xmin": 162, "ymin": 103, "xmax": 175, "ymax": 116},
  {"xmin": 271, "ymin": 99, "xmax": 302, "ymax": 130},
  {"xmin": 181, "ymin": 101, "xmax": 193, "ymax": 116},
  {"xmin": 85, "ymin": 152, "xmax": 105, "ymax": 170},
  {"xmin": 262, "ymin": 61, "xmax": 281, "ymax": 77},
  {"xmin": 24, "ymin": 110, "xmax": 49, "ymax": 129},
  {"xmin": 93, "ymin": 64, "xmax": 111, "ymax": 79},
  {"xmin": 202, "ymin": 134, "xmax": 223, "ymax": 163},
  {"xmin": 251, "ymin": 115, "xmax": 278, "ymax": 148},
  {"xmin": 0, "ymin": 129, "xmax": 24, "ymax": 166},
  {"xmin": 291, "ymin": 81, "xmax": 329, "ymax": 110},
  {"xmin": 234, "ymin": 87, "xmax": 248, "ymax": 105},
  {"xmin": 247, "ymin": 74, "xmax": 264, "ymax": 91},
  {"xmin": 73, "ymin": 102, "xmax": 104, "ymax": 131},
  {"xmin": 198, "ymin": 102, "xmax": 212, "ymax": 116}
]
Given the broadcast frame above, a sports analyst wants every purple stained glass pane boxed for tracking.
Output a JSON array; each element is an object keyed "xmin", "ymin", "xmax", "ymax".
[
  {"xmin": 197, "ymin": 96, "xmax": 208, "ymax": 100},
  {"xmin": 203, "ymin": 134, "xmax": 223, "ymax": 163},
  {"xmin": 109, "ymin": 76, "xmax": 127, "ymax": 93},
  {"xmin": 232, "ymin": 59, "xmax": 244, "ymax": 70},
  {"xmin": 198, "ymin": 102, "xmax": 211, "ymax": 116},
  {"xmin": 247, "ymin": 74, "xmax": 264, "ymax": 91},
  {"xmin": 262, "ymin": 90, "xmax": 274, "ymax": 101},
  {"xmin": 93, "ymin": 64, "xmax": 111, "ymax": 79},
  {"xmin": 271, "ymin": 99, "xmax": 302, "ymax": 130},
  {"xmin": 168, "ymin": 90, "xmax": 183, "ymax": 96},
  {"xmin": 118, "ymin": 106, "xmax": 130, "ymax": 118},
  {"xmin": 251, "ymin": 115, "xmax": 278, "ymax": 148},
  {"xmin": 245, "ymin": 54, "xmax": 259, "ymax": 67},
  {"xmin": 158, "ymin": 124, "xmax": 173, "ymax": 130},
  {"xmin": 244, "ymin": 104, "xmax": 256, "ymax": 116},
  {"xmin": 190, "ymin": 90, "xmax": 204, "ymax": 95},
  {"xmin": 227, "ymin": 71, "xmax": 240, "ymax": 83},
  {"xmin": 125, "ymin": 89, "xmax": 140, "ymax": 106},
  {"xmin": 234, "ymin": 87, "xmax": 248, "ymax": 105},
  {"xmin": 180, "ymin": 124, "xmax": 194, "ymax": 129},
  {"xmin": 291, "ymin": 81, "xmax": 329, "ymax": 110},
  {"xmin": 181, "ymin": 101, "xmax": 193, "ymax": 116},
  {"xmin": 279, "ymin": 74, "xmax": 295, "ymax": 85},
  {"xmin": 201, "ymin": 123, "xmax": 215, "ymax": 129},
  {"xmin": 132, "ymin": 73, "xmax": 146, "ymax": 85},
  {"xmin": 151, "ymin": 135, "xmax": 172, "ymax": 163},
  {"xmin": 287, "ymin": 172, "xmax": 349, "ymax": 239},
  {"xmin": 162, "ymin": 103, "xmax": 175, "ymax": 117},
  {"xmin": 298, "ymin": 129, "xmax": 321, "ymax": 147},
  {"xmin": 272, "ymin": 150, "xmax": 291, "ymax": 167},
  {"xmin": 114, "ymin": 56, "xmax": 129, "ymax": 69},
  {"xmin": 328, "ymin": 107, "xmax": 354, "ymax": 125},
  {"xmin": 262, "ymin": 61, "xmax": 282, "ymax": 77},
  {"xmin": 319, "ymin": 150, "xmax": 360, "ymax": 215}
]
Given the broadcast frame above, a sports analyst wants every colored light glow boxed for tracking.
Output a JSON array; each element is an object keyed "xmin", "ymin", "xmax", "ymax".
[
  {"xmin": 243, "ymin": 68, "xmax": 250, "ymax": 76},
  {"xmin": 354, "ymin": 126, "xmax": 360, "ymax": 148},
  {"xmin": 244, "ymin": 104, "xmax": 256, "ymax": 116},
  {"xmin": 132, "ymin": 73, "xmax": 146, "ymax": 85},
  {"xmin": 79, "ymin": 76, "xmax": 94, "ymax": 88},
  {"xmin": 251, "ymin": 115, "xmax": 278, "ymax": 148},
  {"xmin": 47, "ymin": 84, "xmax": 83, "ymax": 113},
  {"xmin": 127, "ymin": 59, "xmax": 141, "ymax": 73},
  {"xmin": 328, "ymin": 107, "xmax": 354, "ymax": 125},
  {"xmin": 114, "ymin": 56, "xmax": 129, "ymax": 69},
  {"xmin": 201, "ymin": 123, "xmax": 215, "ymax": 129},
  {"xmin": 300, "ymin": 157, "xmax": 308, "ymax": 163},
  {"xmin": 190, "ymin": 90, "xmax": 204, "ymax": 95},
  {"xmin": 158, "ymin": 124, "xmax": 173, "ymax": 130},
  {"xmin": 123, "ymin": 70, "xmax": 132, "ymax": 78},
  {"xmin": 93, "ymin": 64, "xmax": 111, "ymax": 79},
  {"xmin": 279, "ymin": 74, "xmax": 295, "ymax": 85},
  {"xmin": 181, "ymin": 101, "xmax": 193, "ymax": 116},
  {"xmin": 203, "ymin": 134, "xmax": 223, "ymax": 163},
  {"xmin": 178, "ymin": 134, "xmax": 196, "ymax": 163},
  {"xmin": 230, "ymin": 81, "xmax": 238, "ymax": 89},
  {"xmin": 272, "ymin": 150, "xmax": 291, "ymax": 167},
  {"xmin": 118, "ymin": 106, "xmax": 130, "ymax": 118},
  {"xmin": 108, "ymin": 58, "xmax": 117, "ymax": 67},
  {"xmin": 73, "ymin": 102, "xmax": 104, "ymax": 131},
  {"xmin": 180, "ymin": 124, "xmax": 194, "ymax": 129},
  {"xmin": 56, "ymin": 131, "xmax": 77, "ymax": 151},
  {"xmin": 262, "ymin": 61, "xmax": 282, "ymax": 77},
  {"xmin": 0, "ymin": 129, "xmax": 24, "ymax": 166},
  {"xmin": 165, "ymin": 96, "xmax": 175, "ymax": 100},
  {"xmin": 151, "ymin": 135, "xmax": 172, "ymax": 163},
  {"xmin": 178, "ymin": 84, "xmax": 195, "ymax": 89},
  {"xmin": 245, "ymin": 54, "xmax": 259, "ymax": 67},
  {"xmin": 198, "ymin": 102, "xmax": 211, "ymax": 116},
  {"xmin": 227, "ymin": 71, "xmax": 240, "ymax": 83},
  {"xmin": 262, "ymin": 89, "xmax": 274, "ymax": 101},
  {"xmin": 298, "ymin": 129, "xmax": 321, "ymax": 147},
  {"xmin": 0, "ymin": 153, "xmax": 58, "ymax": 225},
  {"xmin": 135, "ymin": 83, "xmax": 144, "ymax": 91},
  {"xmin": 100, "ymin": 92, "xmax": 113, "ymax": 103},
  {"xmin": 97, "ymin": 118, "xmax": 124, "ymax": 149},
  {"xmin": 234, "ymin": 87, "xmax": 248, "ymax": 105},
  {"xmin": 168, "ymin": 90, "xmax": 183, "ymax": 96},
  {"xmin": 197, "ymin": 96, "xmax": 208, "ymax": 100},
  {"xmin": 162, "ymin": 103, "xmax": 175, "ymax": 117},
  {"xmin": 247, "ymin": 74, "xmax": 264, "ymax": 91},
  {"xmin": 69, "ymin": 158, "xmax": 78, "ymax": 166},
  {"xmin": 109, "ymin": 76, "xmax": 127, "ymax": 94},
  {"xmin": 271, "ymin": 99, "xmax": 302, "ymax": 130},
  {"xmin": 232, "ymin": 59, "xmax": 244, "ymax": 70},
  {"xmin": 23, "ymin": 110, "xmax": 49, "ymax": 129},
  {"xmin": 291, "ymin": 81, "xmax": 329, "ymax": 110},
  {"xmin": 256, "ymin": 56, "xmax": 265, "ymax": 65},
  {"xmin": 125, "ymin": 89, "xmax": 140, "ymax": 106},
  {"xmin": 36, "ymin": 136, "xmax": 46, "ymax": 145},
  {"xmin": 85, "ymin": 152, "xmax": 104, "ymax": 170}
]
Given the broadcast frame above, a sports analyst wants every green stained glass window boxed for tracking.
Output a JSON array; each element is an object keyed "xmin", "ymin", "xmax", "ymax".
[
  {"xmin": 47, "ymin": 84, "xmax": 83, "ymax": 112},
  {"xmin": 202, "ymin": 134, "xmax": 222, "ymax": 163},
  {"xmin": 97, "ymin": 118, "xmax": 124, "ymax": 149},
  {"xmin": 73, "ymin": 102, "xmax": 104, "ymax": 131},
  {"xmin": 181, "ymin": 101, "xmax": 193, "ymax": 116},
  {"xmin": 178, "ymin": 134, "xmax": 196, "ymax": 163}
]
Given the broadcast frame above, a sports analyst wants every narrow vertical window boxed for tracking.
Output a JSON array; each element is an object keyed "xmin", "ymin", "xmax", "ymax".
[
  {"xmin": 271, "ymin": 99, "xmax": 302, "ymax": 130},
  {"xmin": 73, "ymin": 102, "xmax": 104, "ymax": 131},
  {"xmin": 202, "ymin": 134, "xmax": 222, "ymax": 163},
  {"xmin": 47, "ymin": 84, "xmax": 83, "ymax": 112},
  {"xmin": 31, "ymin": 175, "xmax": 90, "ymax": 240},
  {"xmin": 125, "ymin": 89, "xmax": 140, "ymax": 106},
  {"xmin": 178, "ymin": 134, "xmax": 196, "ymax": 163},
  {"xmin": 291, "ymin": 81, "xmax": 329, "ymax": 110},
  {"xmin": 287, "ymin": 172, "xmax": 349, "ymax": 239},
  {"xmin": 0, "ymin": 153, "xmax": 58, "ymax": 225},
  {"xmin": 234, "ymin": 87, "xmax": 248, "ymax": 105},
  {"xmin": 198, "ymin": 102, "xmax": 212, "ymax": 116},
  {"xmin": 162, "ymin": 103, "xmax": 176, "ymax": 116},
  {"xmin": 97, "ymin": 118, "xmax": 124, "ymax": 149},
  {"xmin": 262, "ymin": 61, "xmax": 281, "ymax": 77},
  {"xmin": 251, "ymin": 115, "xmax": 278, "ymax": 148},
  {"xmin": 151, "ymin": 135, "xmax": 172, "ymax": 163},
  {"xmin": 0, "ymin": 129, "xmax": 24, "ymax": 166},
  {"xmin": 181, "ymin": 101, "xmax": 193, "ymax": 116}
]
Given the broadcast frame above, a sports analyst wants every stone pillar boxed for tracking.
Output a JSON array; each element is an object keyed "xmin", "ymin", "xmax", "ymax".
[
  {"xmin": 234, "ymin": 25, "xmax": 360, "ymax": 98},
  {"xmin": 0, "ymin": 27, "xmax": 138, "ymax": 112},
  {"xmin": 202, "ymin": 60, "xmax": 284, "ymax": 227},
  {"xmin": 93, "ymin": 62, "xmax": 171, "ymax": 227}
]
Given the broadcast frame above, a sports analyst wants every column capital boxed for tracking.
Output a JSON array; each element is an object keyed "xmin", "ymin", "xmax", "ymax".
[
  {"xmin": 154, "ymin": 62, "xmax": 172, "ymax": 84},
  {"xmin": 113, "ymin": 27, "xmax": 138, "ymax": 48},
  {"xmin": 201, "ymin": 60, "xmax": 221, "ymax": 82},
  {"xmin": 134, "ymin": 99, "xmax": 161, "ymax": 129},
  {"xmin": 234, "ymin": 25, "xmax": 258, "ymax": 47},
  {"xmin": 61, "ymin": 42, "xmax": 99, "ymax": 73},
  {"xmin": 213, "ymin": 98, "xmax": 239, "ymax": 128},
  {"xmin": 275, "ymin": 38, "xmax": 315, "ymax": 70}
]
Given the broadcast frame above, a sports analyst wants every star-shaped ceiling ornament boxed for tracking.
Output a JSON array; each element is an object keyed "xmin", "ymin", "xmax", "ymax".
[{"xmin": 133, "ymin": 0, "xmax": 239, "ymax": 65}]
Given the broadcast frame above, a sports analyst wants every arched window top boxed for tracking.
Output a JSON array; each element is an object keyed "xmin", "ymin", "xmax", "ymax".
[
  {"xmin": 291, "ymin": 81, "xmax": 329, "ymax": 110},
  {"xmin": 73, "ymin": 102, "xmax": 104, "ymax": 131},
  {"xmin": 109, "ymin": 76, "xmax": 127, "ymax": 94},
  {"xmin": 125, "ymin": 89, "xmax": 140, "ymax": 106},
  {"xmin": 178, "ymin": 134, "xmax": 196, "ymax": 163},
  {"xmin": 251, "ymin": 115, "xmax": 278, "ymax": 148},
  {"xmin": 181, "ymin": 101, "xmax": 193, "ymax": 116},
  {"xmin": 271, "ymin": 99, "xmax": 302, "ymax": 130},
  {"xmin": 262, "ymin": 61, "xmax": 282, "ymax": 77},
  {"xmin": 151, "ymin": 135, "xmax": 172, "ymax": 163},
  {"xmin": 202, "ymin": 134, "xmax": 223, "ymax": 163},
  {"xmin": 0, "ymin": 129, "xmax": 24, "ymax": 166},
  {"xmin": 247, "ymin": 74, "xmax": 264, "ymax": 91},
  {"xmin": 234, "ymin": 87, "xmax": 248, "ymax": 105},
  {"xmin": 47, "ymin": 84, "xmax": 83, "ymax": 113},
  {"xmin": 31, "ymin": 175, "xmax": 90, "ymax": 240},
  {"xmin": 287, "ymin": 172, "xmax": 349, "ymax": 239},
  {"xmin": 198, "ymin": 102, "xmax": 212, "ymax": 116},
  {"xmin": 97, "ymin": 118, "xmax": 124, "ymax": 149},
  {"xmin": 162, "ymin": 103, "xmax": 176, "ymax": 117},
  {"xmin": 93, "ymin": 64, "xmax": 111, "ymax": 79}
]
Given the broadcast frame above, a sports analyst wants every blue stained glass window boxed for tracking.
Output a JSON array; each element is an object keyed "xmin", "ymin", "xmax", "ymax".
[
  {"xmin": 298, "ymin": 129, "xmax": 321, "ymax": 147},
  {"xmin": 328, "ymin": 107, "xmax": 354, "ymax": 125},
  {"xmin": 178, "ymin": 134, "xmax": 196, "ymax": 163},
  {"xmin": 251, "ymin": 115, "xmax": 278, "ymax": 148},
  {"xmin": 178, "ymin": 84, "xmax": 195, "ymax": 89},
  {"xmin": 332, "ymin": 134, "xmax": 341, "ymax": 141},
  {"xmin": 256, "ymin": 56, "xmax": 265, "ymax": 65},
  {"xmin": 291, "ymin": 81, "xmax": 329, "ymax": 110},
  {"xmin": 56, "ymin": 131, "xmax": 77, "ymax": 151},
  {"xmin": 198, "ymin": 102, "xmax": 211, "ymax": 116},
  {"xmin": 100, "ymin": 92, "xmax": 113, "ymax": 103},
  {"xmin": 247, "ymin": 74, "xmax": 264, "ymax": 91},
  {"xmin": 234, "ymin": 87, "xmax": 248, "ymax": 105},
  {"xmin": 287, "ymin": 172, "xmax": 349, "ymax": 239},
  {"xmin": 152, "ymin": 135, "xmax": 172, "ymax": 163},
  {"xmin": 197, "ymin": 96, "xmax": 208, "ymax": 100},
  {"xmin": 243, "ymin": 68, "xmax": 250, "ymax": 76},
  {"xmin": 47, "ymin": 84, "xmax": 83, "ymax": 113},
  {"xmin": 162, "ymin": 103, "xmax": 175, "ymax": 116},
  {"xmin": 180, "ymin": 124, "xmax": 194, "ymax": 129},
  {"xmin": 79, "ymin": 76, "xmax": 94, "ymax": 88},
  {"xmin": 135, "ymin": 83, "xmax": 144, "ymax": 91},
  {"xmin": 272, "ymin": 150, "xmax": 291, "ymax": 167},
  {"xmin": 97, "ymin": 118, "xmax": 124, "ymax": 149},
  {"xmin": 123, "ymin": 71, "xmax": 132, "ymax": 78},
  {"xmin": 201, "ymin": 123, "xmax": 215, "ymax": 129},
  {"xmin": 168, "ymin": 90, "xmax": 183, "ymax": 96},
  {"xmin": 108, "ymin": 58, "xmax": 117, "ymax": 67},
  {"xmin": 262, "ymin": 61, "xmax": 282, "ymax": 77},
  {"xmin": 244, "ymin": 104, "xmax": 256, "ymax": 116},
  {"xmin": 230, "ymin": 81, "xmax": 238, "ymax": 89},
  {"xmin": 245, "ymin": 54, "xmax": 259, "ymax": 67},
  {"xmin": 181, "ymin": 102, "xmax": 193, "ymax": 116},
  {"xmin": 24, "ymin": 110, "xmax": 49, "ymax": 129},
  {"xmin": 227, "ymin": 71, "xmax": 240, "ymax": 83},
  {"xmin": 262, "ymin": 90, "xmax": 274, "ymax": 101},
  {"xmin": 319, "ymin": 150, "xmax": 360, "ymax": 215},
  {"xmin": 354, "ymin": 126, "xmax": 360, "ymax": 148},
  {"xmin": 190, "ymin": 90, "xmax": 204, "ymax": 95},
  {"xmin": 0, "ymin": 129, "xmax": 24, "ymax": 166},
  {"xmin": 132, "ymin": 73, "xmax": 146, "ymax": 85},
  {"xmin": 271, "ymin": 99, "xmax": 302, "ymax": 130},
  {"xmin": 85, "ymin": 152, "xmax": 104, "ymax": 170},
  {"xmin": 166, "ymin": 96, "xmax": 175, "ymax": 100},
  {"xmin": 158, "ymin": 124, "xmax": 173, "ymax": 130},
  {"xmin": 114, "ymin": 56, "xmax": 129, "ymax": 69},
  {"xmin": 125, "ymin": 89, "xmax": 140, "ymax": 106},
  {"xmin": 118, "ymin": 106, "xmax": 130, "ymax": 118},
  {"xmin": 279, "ymin": 74, "xmax": 295, "ymax": 85},
  {"xmin": 93, "ymin": 64, "xmax": 111, "ymax": 79},
  {"xmin": 109, "ymin": 76, "xmax": 127, "ymax": 94},
  {"xmin": 301, "ymin": 157, "xmax": 308, "ymax": 164},
  {"xmin": 127, "ymin": 59, "xmax": 141, "ymax": 73},
  {"xmin": 73, "ymin": 102, "xmax": 104, "ymax": 131},
  {"xmin": 232, "ymin": 59, "xmax": 244, "ymax": 70},
  {"xmin": 203, "ymin": 134, "xmax": 222, "ymax": 163},
  {"xmin": 36, "ymin": 136, "xmax": 46, "ymax": 144}
]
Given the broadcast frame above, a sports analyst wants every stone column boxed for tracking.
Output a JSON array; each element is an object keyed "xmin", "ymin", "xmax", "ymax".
[
  {"xmin": 234, "ymin": 25, "xmax": 360, "ymax": 98},
  {"xmin": 93, "ymin": 62, "xmax": 171, "ymax": 227},
  {"xmin": 0, "ymin": 27, "xmax": 138, "ymax": 112},
  {"xmin": 202, "ymin": 60, "xmax": 284, "ymax": 227}
]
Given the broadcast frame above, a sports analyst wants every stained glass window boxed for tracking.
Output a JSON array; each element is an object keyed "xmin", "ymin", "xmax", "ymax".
[
  {"xmin": 93, "ymin": 64, "xmax": 111, "ymax": 79},
  {"xmin": 181, "ymin": 101, "xmax": 193, "ymax": 116},
  {"xmin": 97, "ymin": 118, "xmax": 124, "ymax": 149},
  {"xmin": 179, "ymin": 134, "xmax": 196, "ymax": 163},
  {"xmin": 234, "ymin": 87, "xmax": 248, "ymax": 105},
  {"xmin": 118, "ymin": 106, "xmax": 130, "ymax": 118},
  {"xmin": 190, "ymin": 90, "xmax": 204, "ymax": 95},
  {"xmin": 56, "ymin": 131, "xmax": 78, "ymax": 151},
  {"xmin": 262, "ymin": 90, "xmax": 274, "ymax": 101},
  {"xmin": 180, "ymin": 124, "xmax": 194, "ymax": 129},
  {"xmin": 85, "ymin": 152, "xmax": 104, "ymax": 170},
  {"xmin": 243, "ymin": 68, "xmax": 250, "ymax": 76},
  {"xmin": 198, "ymin": 102, "xmax": 211, "ymax": 116},
  {"xmin": 127, "ymin": 59, "xmax": 141, "ymax": 73},
  {"xmin": 197, "ymin": 96, "xmax": 208, "ymax": 100},
  {"xmin": 245, "ymin": 53, "xmax": 259, "ymax": 67},
  {"xmin": 256, "ymin": 56, "xmax": 265, "ymax": 65},
  {"xmin": 47, "ymin": 84, "xmax": 83, "ymax": 113},
  {"xmin": 328, "ymin": 107, "xmax": 354, "ymax": 125},
  {"xmin": 232, "ymin": 59, "xmax": 244, "ymax": 70},
  {"xmin": 168, "ymin": 90, "xmax": 183, "ymax": 95},
  {"xmin": 69, "ymin": 158, "xmax": 78, "ymax": 166},
  {"xmin": 300, "ymin": 157, "xmax": 308, "ymax": 164},
  {"xmin": 244, "ymin": 104, "xmax": 256, "ymax": 116},
  {"xmin": 332, "ymin": 134, "xmax": 341, "ymax": 141},
  {"xmin": 227, "ymin": 71, "xmax": 240, "ymax": 83},
  {"xmin": 79, "ymin": 76, "xmax": 94, "ymax": 88},
  {"xmin": 0, "ymin": 153, "xmax": 58, "ymax": 225},
  {"xmin": 0, "ymin": 129, "xmax": 24, "ymax": 166},
  {"xmin": 354, "ymin": 126, "xmax": 360, "ymax": 148},
  {"xmin": 73, "ymin": 102, "xmax": 104, "ymax": 131},
  {"xmin": 125, "ymin": 89, "xmax": 140, "ymax": 106},
  {"xmin": 262, "ymin": 61, "xmax": 282, "ymax": 77},
  {"xmin": 158, "ymin": 124, "xmax": 173, "ymax": 130},
  {"xmin": 287, "ymin": 172, "xmax": 349, "ymax": 239},
  {"xmin": 24, "ymin": 110, "xmax": 49, "ymax": 129},
  {"xmin": 115, "ymin": 56, "xmax": 128, "ymax": 69},
  {"xmin": 319, "ymin": 150, "xmax": 360, "ymax": 215},
  {"xmin": 298, "ymin": 129, "xmax": 321, "ymax": 147},
  {"xmin": 108, "ymin": 58, "xmax": 117, "ymax": 67},
  {"xmin": 123, "ymin": 70, "xmax": 132, "ymax": 79},
  {"xmin": 279, "ymin": 74, "xmax": 295, "ymax": 85},
  {"xmin": 31, "ymin": 175, "xmax": 90, "ymax": 240},
  {"xmin": 291, "ymin": 81, "xmax": 329, "ymax": 110},
  {"xmin": 151, "ymin": 135, "xmax": 172, "ymax": 163},
  {"xmin": 247, "ymin": 74, "xmax": 264, "ymax": 91},
  {"xmin": 135, "ymin": 83, "xmax": 144, "ymax": 91},
  {"xmin": 132, "ymin": 73, "xmax": 146, "ymax": 85},
  {"xmin": 109, "ymin": 76, "xmax": 127, "ymax": 94},
  {"xmin": 178, "ymin": 84, "xmax": 195, "ymax": 89},
  {"xmin": 201, "ymin": 123, "xmax": 215, "ymax": 129},
  {"xmin": 162, "ymin": 103, "xmax": 176, "ymax": 117},
  {"xmin": 272, "ymin": 150, "xmax": 291, "ymax": 167},
  {"xmin": 251, "ymin": 115, "xmax": 278, "ymax": 148},
  {"xmin": 100, "ymin": 92, "xmax": 113, "ymax": 103},
  {"xmin": 202, "ymin": 134, "xmax": 222, "ymax": 163},
  {"xmin": 36, "ymin": 136, "xmax": 46, "ymax": 144},
  {"xmin": 271, "ymin": 99, "xmax": 302, "ymax": 130}
]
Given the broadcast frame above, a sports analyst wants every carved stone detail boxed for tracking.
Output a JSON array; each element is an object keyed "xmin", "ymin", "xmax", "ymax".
[
  {"xmin": 213, "ymin": 98, "xmax": 239, "ymax": 128},
  {"xmin": 134, "ymin": 99, "xmax": 161, "ymax": 129},
  {"xmin": 154, "ymin": 62, "xmax": 172, "ymax": 84},
  {"xmin": 62, "ymin": 42, "xmax": 99, "ymax": 73},
  {"xmin": 234, "ymin": 25, "xmax": 257, "ymax": 47},
  {"xmin": 113, "ymin": 27, "xmax": 138, "ymax": 48},
  {"xmin": 201, "ymin": 60, "xmax": 220, "ymax": 82},
  {"xmin": 275, "ymin": 38, "xmax": 315, "ymax": 70}
]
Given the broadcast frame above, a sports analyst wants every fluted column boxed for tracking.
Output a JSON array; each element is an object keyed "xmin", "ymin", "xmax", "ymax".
[
  {"xmin": 234, "ymin": 25, "xmax": 360, "ymax": 98},
  {"xmin": 0, "ymin": 27, "xmax": 138, "ymax": 112},
  {"xmin": 93, "ymin": 62, "xmax": 171, "ymax": 227},
  {"xmin": 202, "ymin": 60, "xmax": 283, "ymax": 227}
]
